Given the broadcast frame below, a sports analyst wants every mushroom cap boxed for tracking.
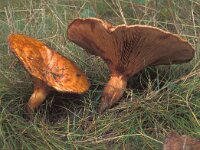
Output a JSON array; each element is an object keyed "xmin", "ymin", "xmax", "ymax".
[
  {"xmin": 8, "ymin": 34, "xmax": 90, "ymax": 93},
  {"xmin": 163, "ymin": 132, "xmax": 200, "ymax": 150},
  {"xmin": 67, "ymin": 18, "xmax": 195, "ymax": 77}
]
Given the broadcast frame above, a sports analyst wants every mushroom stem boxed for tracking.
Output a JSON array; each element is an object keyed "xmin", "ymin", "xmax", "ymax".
[
  {"xmin": 26, "ymin": 78, "xmax": 50, "ymax": 119},
  {"xmin": 99, "ymin": 74, "xmax": 127, "ymax": 113}
]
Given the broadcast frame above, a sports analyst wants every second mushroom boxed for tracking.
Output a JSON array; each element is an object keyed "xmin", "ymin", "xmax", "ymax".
[{"xmin": 67, "ymin": 18, "xmax": 195, "ymax": 113}]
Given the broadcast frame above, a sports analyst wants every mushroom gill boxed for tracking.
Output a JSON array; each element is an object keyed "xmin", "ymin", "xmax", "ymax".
[
  {"xmin": 8, "ymin": 34, "xmax": 90, "ymax": 119},
  {"xmin": 67, "ymin": 18, "xmax": 195, "ymax": 113}
]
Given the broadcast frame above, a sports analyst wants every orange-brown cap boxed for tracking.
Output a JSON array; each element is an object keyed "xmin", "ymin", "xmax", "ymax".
[
  {"xmin": 8, "ymin": 34, "xmax": 90, "ymax": 93},
  {"xmin": 67, "ymin": 18, "xmax": 195, "ymax": 77}
]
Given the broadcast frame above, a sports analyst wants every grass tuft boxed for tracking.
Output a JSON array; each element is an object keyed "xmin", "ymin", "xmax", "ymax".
[{"xmin": 0, "ymin": 0, "xmax": 200, "ymax": 149}]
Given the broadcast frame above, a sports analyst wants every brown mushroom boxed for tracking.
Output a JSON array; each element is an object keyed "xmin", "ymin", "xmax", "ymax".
[
  {"xmin": 163, "ymin": 132, "xmax": 200, "ymax": 150},
  {"xmin": 67, "ymin": 18, "xmax": 195, "ymax": 113},
  {"xmin": 8, "ymin": 34, "xmax": 90, "ymax": 119}
]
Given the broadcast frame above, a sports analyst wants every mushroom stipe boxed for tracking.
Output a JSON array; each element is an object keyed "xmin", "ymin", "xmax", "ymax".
[
  {"xmin": 8, "ymin": 34, "xmax": 90, "ymax": 120},
  {"xmin": 67, "ymin": 17, "xmax": 195, "ymax": 114}
]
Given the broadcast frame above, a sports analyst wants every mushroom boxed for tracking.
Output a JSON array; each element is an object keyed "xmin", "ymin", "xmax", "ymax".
[
  {"xmin": 8, "ymin": 34, "xmax": 90, "ymax": 119},
  {"xmin": 67, "ymin": 18, "xmax": 195, "ymax": 113},
  {"xmin": 163, "ymin": 132, "xmax": 200, "ymax": 150}
]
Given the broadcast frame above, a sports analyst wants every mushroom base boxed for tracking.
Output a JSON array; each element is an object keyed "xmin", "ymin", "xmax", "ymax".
[
  {"xmin": 98, "ymin": 74, "xmax": 127, "ymax": 113},
  {"xmin": 26, "ymin": 78, "xmax": 51, "ymax": 120}
]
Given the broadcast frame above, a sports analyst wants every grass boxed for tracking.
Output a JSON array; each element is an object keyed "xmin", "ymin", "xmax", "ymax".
[{"xmin": 0, "ymin": 0, "xmax": 200, "ymax": 149}]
